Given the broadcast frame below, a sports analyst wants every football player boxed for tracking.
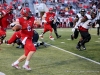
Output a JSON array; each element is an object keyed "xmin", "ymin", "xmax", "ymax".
[
  {"xmin": 0, "ymin": 5, "xmax": 14, "ymax": 44},
  {"xmin": 76, "ymin": 11, "xmax": 97, "ymax": 50},
  {"xmin": 10, "ymin": 7, "xmax": 39, "ymax": 70},
  {"xmin": 51, "ymin": 16, "xmax": 61, "ymax": 39},
  {"xmin": 71, "ymin": 9, "xmax": 86, "ymax": 40},
  {"xmin": 39, "ymin": 7, "xmax": 55, "ymax": 40}
]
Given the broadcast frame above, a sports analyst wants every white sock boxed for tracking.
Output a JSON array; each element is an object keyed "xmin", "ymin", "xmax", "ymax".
[
  {"xmin": 41, "ymin": 33, "xmax": 44, "ymax": 35},
  {"xmin": 24, "ymin": 60, "xmax": 29, "ymax": 66},
  {"xmin": 13, "ymin": 60, "xmax": 19, "ymax": 65}
]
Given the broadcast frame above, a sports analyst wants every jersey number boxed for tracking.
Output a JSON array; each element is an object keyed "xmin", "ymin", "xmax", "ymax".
[{"xmin": 27, "ymin": 25, "xmax": 31, "ymax": 31}]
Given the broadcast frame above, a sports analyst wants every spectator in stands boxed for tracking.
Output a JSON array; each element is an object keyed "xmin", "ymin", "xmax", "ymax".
[
  {"xmin": 24, "ymin": 0, "xmax": 29, "ymax": 7},
  {"xmin": 68, "ymin": 6, "xmax": 75, "ymax": 15},
  {"xmin": 59, "ymin": 9, "xmax": 65, "ymax": 17},
  {"xmin": 92, "ymin": 1, "xmax": 97, "ymax": 11},
  {"xmin": 68, "ymin": 15, "xmax": 73, "ymax": 28}
]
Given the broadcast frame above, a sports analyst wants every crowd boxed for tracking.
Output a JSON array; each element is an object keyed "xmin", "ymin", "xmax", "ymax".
[{"xmin": 32, "ymin": 0, "xmax": 100, "ymax": 28}]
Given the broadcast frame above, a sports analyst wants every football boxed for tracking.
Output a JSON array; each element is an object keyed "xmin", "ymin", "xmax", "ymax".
[{"xmin": 12, "ymin": 25, "xmax": 22, "ymax": 31}]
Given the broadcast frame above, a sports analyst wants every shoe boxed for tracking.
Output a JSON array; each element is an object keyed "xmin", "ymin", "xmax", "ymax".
[
  {"xmin": 49, "ymin": 36, "xmax": 54, "ymax": 40},
  {"xmin": 76, "ymin": 45, "xmax": 81, "ymax": 50},
  {"xmin": 16, "ymin": 45, "xmax": 23, "ymax": 48},
  {"xmin": 22, "ymin": 65, "xmax": 31, "ymax": 71},
  {"xmin": 57, "ymin": 35, "xmax": 61, "ymax": 38},
  {"xmin": 39, "ymin": 35, "xmax": 43, "ymax": 39},
  {"xmin": 71, "ymin": 35, "xmax": 74, "ymax": 40},
  {"xmin": 81, "ymin": 45, "xmax": 86, "ymax": 50},
  {"xmin": 42, "ymin": 42, "xmax": 47, "ymax": 47},
  {"xmin": 12, "ymin": 63, "xmax": 20, "ymax": 69}
]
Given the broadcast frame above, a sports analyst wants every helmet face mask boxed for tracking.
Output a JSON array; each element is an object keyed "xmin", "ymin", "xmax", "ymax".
[
  {"xmin": 80, "ymin": 9, "xmax": 86, "ymax": 16},
  {"xmin": 49, "ymin": 8, "xmax": 53, "ymax": 13}
]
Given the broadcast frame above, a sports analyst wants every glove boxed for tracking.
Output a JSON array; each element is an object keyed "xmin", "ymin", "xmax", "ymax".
[{"xmin": 95, "ymin": 24, "xmax": 99, "ymax": 28}]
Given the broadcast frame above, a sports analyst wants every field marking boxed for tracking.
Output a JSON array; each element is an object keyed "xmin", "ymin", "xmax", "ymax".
[
  {"xmin": 67, "ymin": 39, "xmax": 71, "ymax": 40},
  {"xmin": 95, "ymin": 41, "xmax": 100, "ymax": 42},
  {"xmin": 46, "ymin": 44, "xmax": 100, "ymax": 65},
  {"xmin": 0, "ymin": 72, "xmax": 5, "ymax": 75},
  {"xmin": 61, "ymin": 42, "xmax": 65, "ymax": 43}
]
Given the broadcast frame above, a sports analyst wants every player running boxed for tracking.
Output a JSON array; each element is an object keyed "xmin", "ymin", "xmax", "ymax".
[
  {"xmin": 71, "ymin": 9, "xmax": 86, "ymax": 40},
  {"xmin": 39, "ymin": 7, "xmax": 56, "ymax": 40}
]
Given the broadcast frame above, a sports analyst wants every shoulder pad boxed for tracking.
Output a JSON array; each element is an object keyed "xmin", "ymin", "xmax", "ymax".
[
  {"xmin": 77, "ymin": 13, "xmax": 81, "ymax": 18},
  {"xmin": 85, "ymin": 14, "xmax": 91, "ymax": 20}
]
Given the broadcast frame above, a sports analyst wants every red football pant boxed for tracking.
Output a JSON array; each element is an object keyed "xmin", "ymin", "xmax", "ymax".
[
  {"xmin": 0, "ymin": 29, "xmax": 6, "ymax": 37},
  {"xmin": 44, "ymin": 23, "xmax": 53, "ymax": 33},
  {"xmin": 7, "ymin": 31, "xmax": 21, "ymax": 44},
  {"xmin": 24, "ymin": 38, "xmax": 36, "ymax": 56}
]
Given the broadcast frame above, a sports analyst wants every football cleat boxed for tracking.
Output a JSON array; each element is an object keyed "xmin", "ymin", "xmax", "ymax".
[
  {"xmin": 57, "ymin": 35, "xmax": 61, "ymax": 38},
  {"xmin": 12, "ymin": 63, "xmax": 20, "ymax": 69},
  {"xmin": 76, "ymin": 45, "xmax": 81, "ymax": 50},
  {"xmin": 81, "ymin": 45, "xmax": 86, "ymax": 50},
  {"xmin": 49, "ymin": 36, "xmax": 54, "ymax": 40},
  {"xmin": 22, "ymin": 65, "xmax": 31, "ymax": 71},
  {"xmin": 71, "ymin": 34, "xmax": 74, "ymax": 40}
]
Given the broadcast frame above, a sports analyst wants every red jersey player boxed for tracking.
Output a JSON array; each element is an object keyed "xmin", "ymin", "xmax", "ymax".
[
  {"xmin": 0, "ymin": 5, "xmax": 14, "ymax": 44},
  {"xmin": 11, "ymin": 7, "xmax": 39, "ymax": 70},
  {"xmin": 40, "ymin": 8, "xmax": 56, "ymax": 40}
]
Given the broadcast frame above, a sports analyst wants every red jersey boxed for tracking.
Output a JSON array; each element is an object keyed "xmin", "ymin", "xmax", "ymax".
[
  {"xmin": 18, "ymin": 16, "xmax": 35, "ymax": 38},
  {"xmin": 0, "ymin": 10, "xmax": 6, "ymax": 27},
  {"xmin": 45, "ymin": 12, "xmax": 55, "ymax": 24},
  {"xmin": 1, "ymin": 13, "xmax": 14, "ymax": 30}
]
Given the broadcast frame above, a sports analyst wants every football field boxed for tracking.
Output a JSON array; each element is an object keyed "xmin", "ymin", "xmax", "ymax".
[{"xmin": 0, "ymin": 28, "xmax": 100, "ymax": 75}]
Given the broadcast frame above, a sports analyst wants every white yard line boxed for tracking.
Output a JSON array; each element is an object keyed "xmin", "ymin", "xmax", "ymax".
[
  {"xmin": 46, "ymin": 43, "xmax": 100, "ymax": 65},
  {"xmin": 0, "ymin": 72, "xmax": 5, "ymax": 75}
]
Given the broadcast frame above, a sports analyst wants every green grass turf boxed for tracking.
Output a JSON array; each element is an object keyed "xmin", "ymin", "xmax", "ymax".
[{"xmin": 0, "ymin": 28, "xmax": 100, "ymax": 75}]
